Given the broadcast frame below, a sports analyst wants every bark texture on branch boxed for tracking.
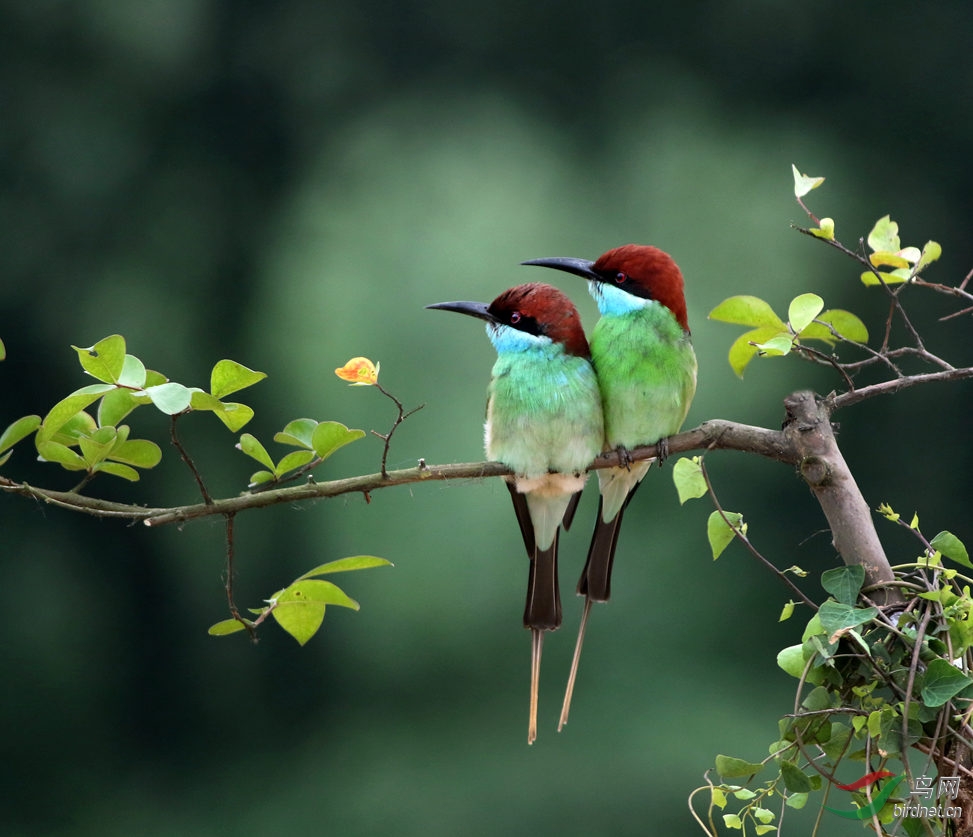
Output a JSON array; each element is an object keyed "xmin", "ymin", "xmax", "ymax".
[{"xmin": 782, "ymin": 391, "xmax": 900, "ymax": 605}]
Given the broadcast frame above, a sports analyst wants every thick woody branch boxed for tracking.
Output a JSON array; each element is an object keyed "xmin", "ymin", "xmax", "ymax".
[{"xmin": 782, "ymin": 391, "xmax": 900, "ymax": 605}]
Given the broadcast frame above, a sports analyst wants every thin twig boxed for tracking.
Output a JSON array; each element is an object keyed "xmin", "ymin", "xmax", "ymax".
[
  {"xmin": 170, "ymin": 414, "xmax": 213, "ymax": 504},
  {"xmin": 371, "ymin": 382, "xmax": 423, "ymax": 479},
  {"xmin": 698, "ymin": 457, "xmax": 818, "ymax": 610}
]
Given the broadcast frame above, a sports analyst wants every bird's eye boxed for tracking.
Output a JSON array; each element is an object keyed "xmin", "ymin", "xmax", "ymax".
[
  {"xmin": 615, "ymin": 272, "xmax": 627, "ymax": 284},
  {"xmin": 510, "ymin": 311, "xmax": 521, "ymax": 324}
]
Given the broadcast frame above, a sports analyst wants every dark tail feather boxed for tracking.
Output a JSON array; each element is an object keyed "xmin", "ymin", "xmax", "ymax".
[
  {"xmin": 505, "ymin": 481, "xmax": 535, "ymax": 557},
  {"xmin": 560, "ymin": 489, "xmax": 584, "ymax": 532},
  {"xmin": 525, "ymin": 537, "xmax": 560, "ymax": 744},
  {"xmin": 577, "ymin": 482, "xmax": 642, "ymax": 602},
  {"xmin": 524, "ymin": 534, "xmax": 561, "ymax": 631},
  {"xmin": 577, "ymin": 499, "xmax": 623, "ymax": 602}
]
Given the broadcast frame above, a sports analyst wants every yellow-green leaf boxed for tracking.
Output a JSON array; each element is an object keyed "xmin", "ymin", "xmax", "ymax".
[
  {"xmin": 708, "ymin": 510, "xmax": 745, "ymax": 559},
  {"xmin": 208, "ymin": 618, "xmax": 251, "ymax": 636},
  {"xmin": 809, "ymin": 217, "xmax": 835, "ymax": 240},
  {"xmin": 867, "ymin": 215, "xmax": 901, "ymax": 253},
  {"xmin": 72, "ymin": 335, "xmax": 126, "ymax": 383},
  {"xmin": 918, "ymin": 240, "xmax": 942, "ymax": 270},
  {"xmin": 727, "ymin": 326, "xmax": 782, "ymax": 377},
  {"xmin": 709, "ymin": 296, "xmax": 785, "ymax": 329},
  {"xmin": 672, "ymin": 456, "xmax": 707, "ymax": 504},
  {"xmin": 210, "ymin": 359, "xmax": 267, "ymax": 399},
  {"xmin": 298, "ymin": 556, "xmax": 393, "ymax": 578},
  {"xmin": 791, "ymin": 164, "xmax": 825, "ymax": 198},
  {"xmin": 788, "ymin": 293, "xmax": 824, "ymax": 333}
]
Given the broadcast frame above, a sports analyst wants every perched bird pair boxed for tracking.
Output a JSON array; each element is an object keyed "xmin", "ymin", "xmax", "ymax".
[{"xmin": 427, "ymin": 244, "xmax": 697, "ymax": 743}]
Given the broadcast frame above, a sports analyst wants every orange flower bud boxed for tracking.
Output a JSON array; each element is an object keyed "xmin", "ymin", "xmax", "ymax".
[{"xmin": 334, "ymin": 357, "xmax": 379, "ymax": 386}]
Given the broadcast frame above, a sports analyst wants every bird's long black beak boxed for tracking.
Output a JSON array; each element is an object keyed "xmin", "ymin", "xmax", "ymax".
[
  {"xmin": 521, "ymin": 256, "xmax": 599, "ymax": 282},
  {"xmin": 425, "ymin": 300, "xmax": 496, "ymax": 323}
]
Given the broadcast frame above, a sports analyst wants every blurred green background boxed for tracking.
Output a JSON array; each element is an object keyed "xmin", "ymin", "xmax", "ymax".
[{"xmin": 2, "ymin": 2, "xmax": 971, "ymax": 835}]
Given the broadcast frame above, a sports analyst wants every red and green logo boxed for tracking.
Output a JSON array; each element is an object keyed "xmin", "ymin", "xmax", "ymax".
[{"xmin": 825, "ymin": 770, "xmax": 905, "ymax": 820}]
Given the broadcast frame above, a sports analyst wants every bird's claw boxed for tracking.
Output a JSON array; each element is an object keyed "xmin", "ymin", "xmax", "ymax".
[
  {"xmin": 656, "ymin": 436, "xmax": 670, "ymax": 466},
  {"xmin": 616, "ymin": 445, "xmax": 634, "ymax": 470}
]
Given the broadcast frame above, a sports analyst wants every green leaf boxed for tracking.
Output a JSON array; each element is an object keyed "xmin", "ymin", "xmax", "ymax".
[
  {"xmin": 97, "ymin": 388, "xmax": 140, "ymax": 427},
  {"xmin": 672, "ymin": 456, "xmax": 707, "ymax": 504},
  {"xmin": 752, "ymin": 333, "xmax": 794, "ymax": 357},
  {"xmin": 753, "ymin": 807, "xmax": 775, "ymax": 825},
  {"xmin": 274, "ymin": 418, "xmax": 319, "ymax": 449},
  {"xmin": 788, "ymin": 293, "xmax": 824, "ymax": 333},
  {"xmin": 917, "ymin": 240, "xmax": 942, "ymax": 270},
  {"xmin": 817, "ymin": 600, "xmax": 877, "ymax": 640},
  {"xmin": 779, "ymin": 600, "xmax": 796, "ymax": 622},
  {"xmin": 270, "ymin": 579, "xmax": 359, "ymax": 646},
  {"xmin": 211, "ymin": 402, "xmax": 255, "ymax": 432},
  {"xmin": 727, "ymin": 326, "xmax": 784, "ymax": 377},
  {"xmin": 821, "ymin": 565, "xmax": 865, "ymax": 606},
  {"xmin": 800, "ymin": 309, "xmax": 869, "ymax": 345},
  {"xmin": 709, "ymin": 296, "xmax": 786, "ymax": 329},
  {"xmin": 311, "ymin": 421, "xmax": 366, "ymax": 459},
  {"xmin": 117, "ymin": 354, "xmax": 147, "ymax": 388},
  {"xmin": 867, "ymin": 215, "xmax": 901, "ymax": 253},
  {"xmin": 809, "ymin": 217, "xmax": 835, "ymax": 240},
  {"xmin": 870, "ymin": 251, "xmax": 912, "ymax": 269},
  {"xmin": 141, "ymin": 382, "xmax": 193, "ymax": 415},
  {"xmin": 94, "ymin": 461, "xmax": 141, "ymax": 481},
  {"xmin": 272, "ymin": 601, "xmax": 326, "ymax": 646},
  {"xmin": 931, "ymin": 531, "xmax": 971, "ymax": 568},
  {"xmin": 37, "ymin": 384, "xmax": 115, "ymax": 443},
  {"xmin": 0, "ymin": 336, "xmax": 5, "ymax": 361},
  {"xmin": 722, "ymin": 813, "xmax": 742, "ymax": 830},
  {"xmin": 238, "ymin": 433, "xmax": 275, "ymax": 471},
  {"xmin": 189, "ymin": 390, "xmax": 223, "ymax": 411},
  {"xmin": 208, "ymin": 618, "xmax": 251, "ymax": 636},
  {"xmin": 278, "ymin": 579, "xmax": 361, "ymax": 609},
  {"xmin": 36, "ymin": 440, "xmax": 87, "ymax": 470},
  {"xmin": 780, "ymin": 760, "xmax": 811, "ymax": 793},
  {"xmin": 860, "ymin": 267, "xmax": 911, "ymax": 286},
  {"xmin": 715, "ymin": 754, "xmax": 765, "ymax": 779},
  {"xmin": 776, "ymin": 644, "xmax": 824, "ymax": 684},
  {"xmin": 190, "ymin": 389, "xmax": 256, "ymax": 431},
  {"xmin": 821, "ymin": 722, "xmax": 852, "ymax": 761},
  {"xmin": 109, "ymin": 438, "xmax": 162, "ymax": 469},
  {"xmin": 0, "ymin": 415, "xmax": 41, "ymax": 454},
  {"xmin": 210, "ymin": 359, "xmax": 267, "ymax": 399},
  {"xmin": 791, "ymin": 164, "xmax": 825, "ymax": 198},
  {"xmin": 275, "ymin": 449, "xmax": 316, "ymax": 474},
  {"xmin": 298, "ymin": 555, "xmax": 393, "ymax": 578},
  {"xmin": 72, "ymin": 335, "xmax": 126, "ymax": 383},
  {"xmin": 785, "ymin": 793, "xmax": 809, "ymax": 810},
  {"xmin": 249, "ymin": 470, "xmax": 275, "ymax": 486},
  {"xmin": 78, "ymin": 427, "xmax": 117, "ymax": 465},
  {"xmin": 708, "ymin": 511, "xmax": 744, "ymax": 559},
  {"xmin": 49, "ymin": 410, "xmax": 98, "ymax": 444},
  {"xmin": 921, "ymin": 658, "xmax": 973, "ymax": 707}
]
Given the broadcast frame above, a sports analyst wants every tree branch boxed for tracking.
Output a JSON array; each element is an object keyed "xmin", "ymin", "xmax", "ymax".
[
  {"xmin": 830, "ymin": 366, "xmax": 973, "ymax": 409},
  {"xmin": 2, "ymin": 376, "xmax": 952, "ymax": 606},
  {"xmin": 782, "ymin": 391, "xmax": 901, "ymax": 605},
  {"xmin": 0, "ymin": 418, "xmax": 792, "ymax": 528}
]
